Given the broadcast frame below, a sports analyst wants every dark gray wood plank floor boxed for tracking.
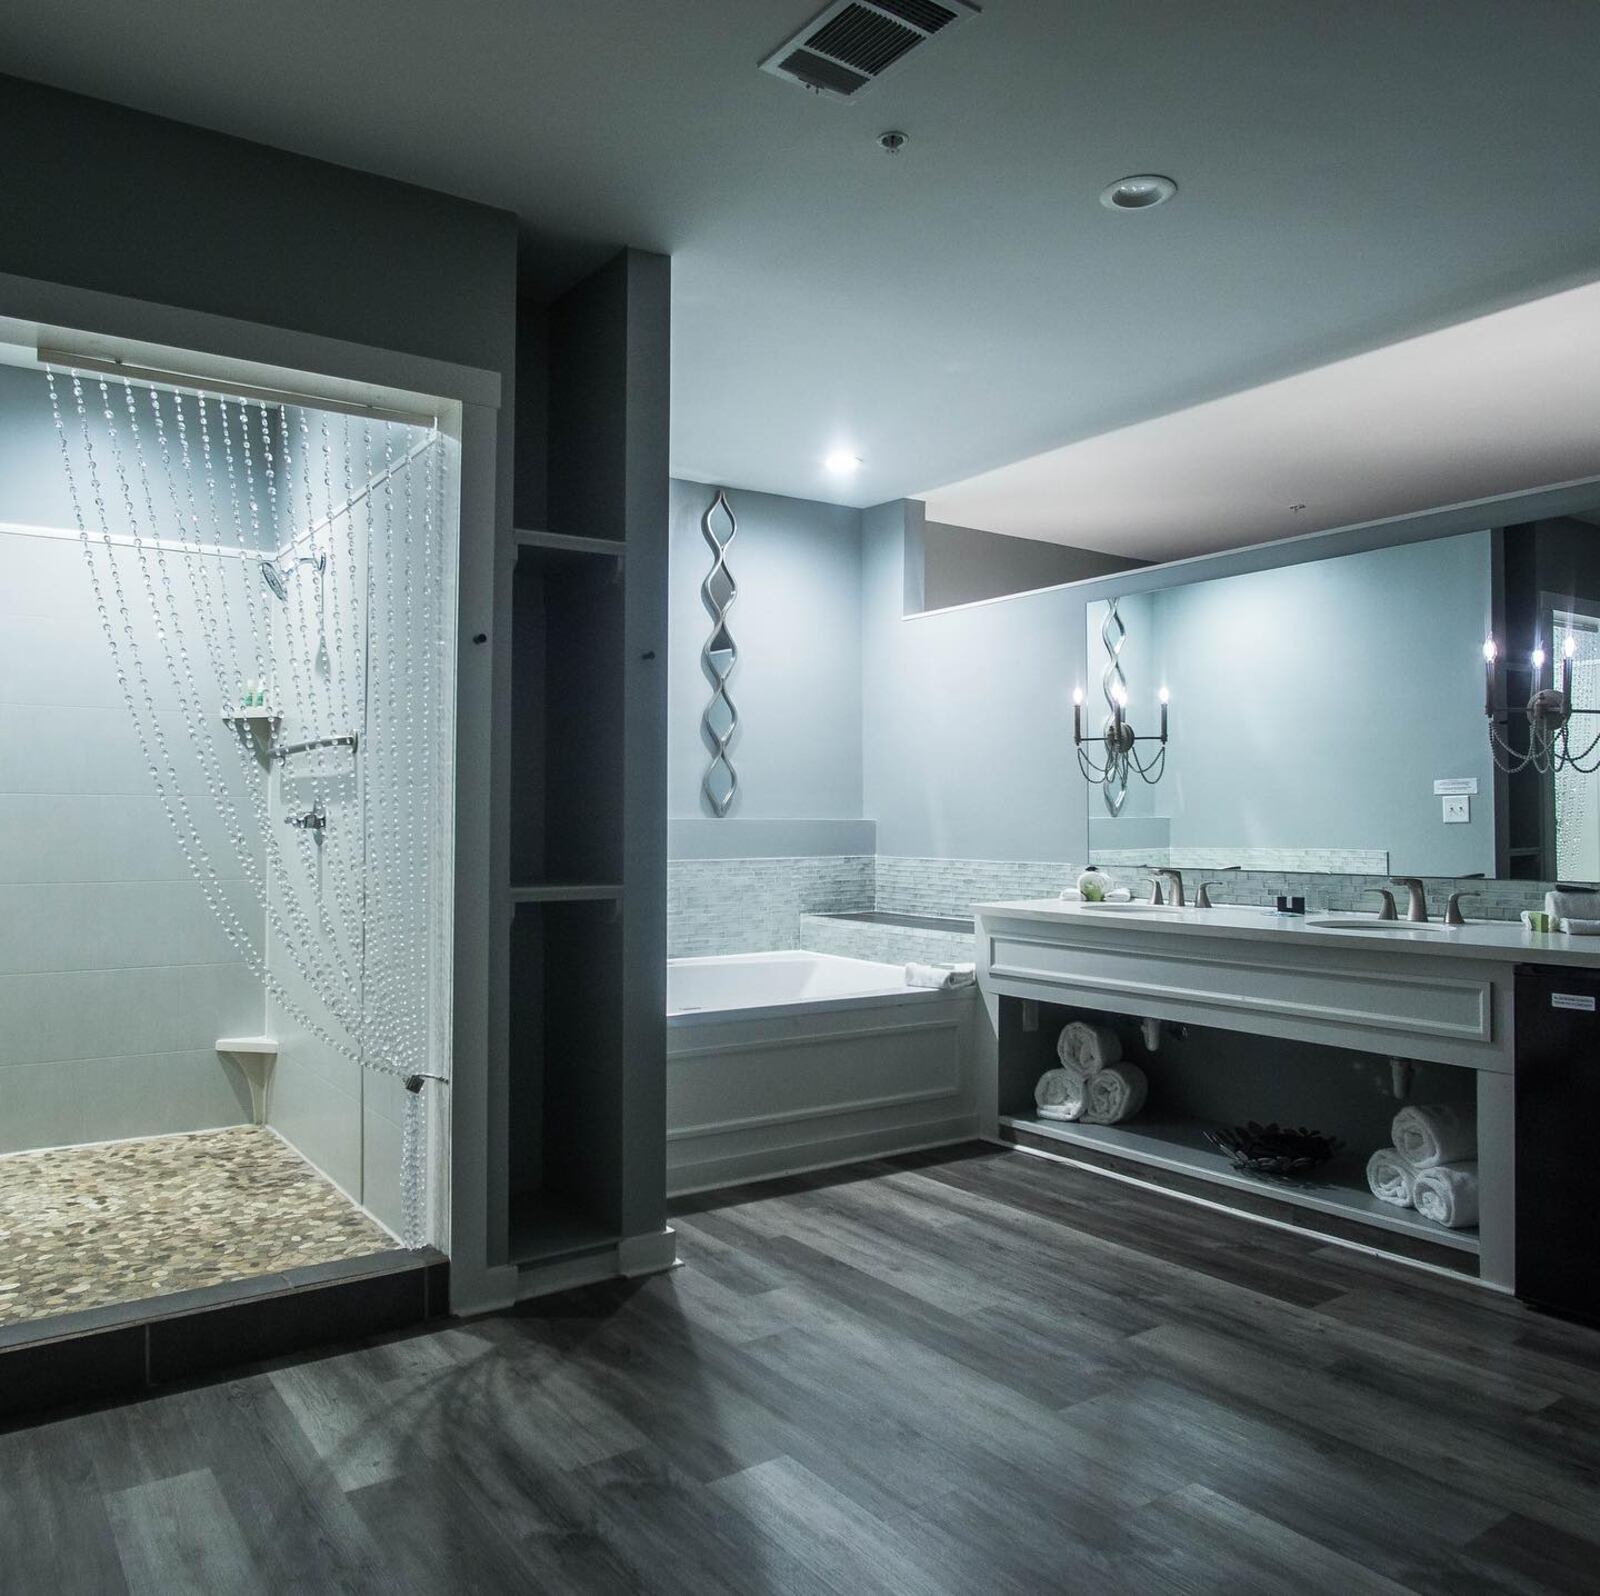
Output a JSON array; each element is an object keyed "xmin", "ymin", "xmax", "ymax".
[{"xmin": 4, "ymin": 1143, "xmax": 1599, "ymax": 1594}]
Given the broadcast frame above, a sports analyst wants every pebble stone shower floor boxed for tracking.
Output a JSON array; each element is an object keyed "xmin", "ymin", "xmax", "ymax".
[{"xmin": 0, "ymin": 1126, "xmax": 395, "ymax": 1329}]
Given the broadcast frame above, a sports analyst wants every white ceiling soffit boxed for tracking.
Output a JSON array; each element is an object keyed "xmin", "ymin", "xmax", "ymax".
[
  {"xmin": 3, "ymin": 4, "xmax": 1600, "ymax": 509},
  {"xmin": 920, "ymin": 278, "xmax": 1600, "ymax": 565}
]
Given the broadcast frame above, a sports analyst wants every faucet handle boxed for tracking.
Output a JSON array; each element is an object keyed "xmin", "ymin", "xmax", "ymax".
[
  {"xmin": 1445, "ymin": 890, "xmax": 1477, "ymax": 928},
  {"xmin": 1144, "ymin": 875, "xmax": 1164, "ymax": 906},
  {"xmin": 1196, "ymin": 880, "xmax": 1223, "ymax": 909},
  {"xmin": 1362, "ymin": 886, "xmax": 1398, "ymax": 921}
]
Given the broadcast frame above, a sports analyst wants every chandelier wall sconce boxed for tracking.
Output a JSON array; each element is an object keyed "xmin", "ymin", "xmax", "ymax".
[
  {"xmin": 1483, "ymin": 634, "xmax": 1600, "ymax": 775},
  {"xmin": 1075, "ymin": 597, "xmax": 1170, "ymax": 816}
]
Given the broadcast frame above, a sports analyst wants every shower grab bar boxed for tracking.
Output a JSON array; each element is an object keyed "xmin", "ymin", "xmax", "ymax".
[{"xmin": 274, "ymin": 732, "xmax": 358, "ymax": 761}]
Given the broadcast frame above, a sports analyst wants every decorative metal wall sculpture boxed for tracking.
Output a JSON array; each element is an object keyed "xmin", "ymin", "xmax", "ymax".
[{"xmin": 700, "ymin": 488, "xmax": 739, "ymax": 816}]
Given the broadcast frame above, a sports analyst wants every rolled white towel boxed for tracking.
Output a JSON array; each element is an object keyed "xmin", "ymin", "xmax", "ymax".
[
  {"xmin": 1557, "ymin": 917, "xmax": 1600, "ymax": 936},
  {"xmin": 1391, "ymin": 1103, "xmax": 1476, "ymax": 1168},
  {"xmin": 1366, "ymin": 1147, "xmax": 1420, "ymax": 1209},
  {"xmin": 905, "ymin": 961, "xmax": 975, "ymax": 990},
  {"xmin": 1057, "ymin": 1020, "xmax": 1122, "ymax": 1074},
  {"xmin": 1034, "ymin": 1066, "xmax": 1091, "ymax": 1121},
  {"xmin": 1412, "ymin": 1162, "xmax": 1480, "ymax": 1229},
  {"xmin": 1546, "ymin": 888, "xmax": 1600, "ymax": 923},
  {"xmin": 1080, "ymin": 1062, "xmax": 1148, "ymax": 1125}
]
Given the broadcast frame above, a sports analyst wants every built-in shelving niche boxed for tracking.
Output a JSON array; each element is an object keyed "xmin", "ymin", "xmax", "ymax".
[
  {"xmin": 495, "ymin": 248, "xmax": 669, "ymax": 1280},
  {"xmin": 511, "ymin": 539, "xmax": 624, "ymax": 893},
  {"xmin": 507, "ymin": 897, "xmax": 624, "ymax": 1262},
  {"xmin": 996, "ymin": 998, "xmax": 1481, "ymax": 1272}
]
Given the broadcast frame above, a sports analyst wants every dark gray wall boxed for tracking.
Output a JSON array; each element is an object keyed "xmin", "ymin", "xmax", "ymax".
[
  {"xmin": 0, "ymin": 75, "xmax": 518, "ymax": 378},
  {"xmin": 920, "ymin": 520, "xmax": 1143, "ymax": 611}
]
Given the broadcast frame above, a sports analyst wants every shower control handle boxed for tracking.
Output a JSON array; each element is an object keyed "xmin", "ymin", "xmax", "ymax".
[{"xmin": 287, "ymin": 798, "xmax": 328, "ymax": 832}]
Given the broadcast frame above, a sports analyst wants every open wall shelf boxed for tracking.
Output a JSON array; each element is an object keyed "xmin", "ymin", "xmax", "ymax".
[
  {"xmin": 492, "ymin": 248, "xmax": 670, "ymax": 1286},
  {"xmin": 995, "ymin": 996, "xmax": 1482, "ymax": 1271},
  {"xmin": 1000, "ymin": 1113, "xmax": 1479, "ymax": 1254},
  {"xmin": 515, "ymin": 527, "xmax": 626, "ymax": 560},
  {"xmin": 507, "ymin": 897, "xmax": 624, "ymax": 1264},
  {"xmin": 511, "ymin": 543, "xmax": 623, "ymax": 889}
]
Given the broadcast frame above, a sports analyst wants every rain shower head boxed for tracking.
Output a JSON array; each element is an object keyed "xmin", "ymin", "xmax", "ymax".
[{"xmin": 259, "ymin": 551, "xmax": 325, "ymax": 603}]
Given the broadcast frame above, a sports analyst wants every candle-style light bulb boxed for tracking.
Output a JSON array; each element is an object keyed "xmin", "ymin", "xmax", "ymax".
[
  {"xmin": 1533, "ymin": 645, "xmax": 1546, "ymax": 672},
  {"xmin": 1564, "ymin": 636, "xmax": 1579, "ymax": 659},
  {"xmin": 1071, "ymin": 685, "xmax": 1083, "ymax": 744},
  {"xmin": 1483, "ymin": 636, "xmax": 1498, "ymax": 719},
  {"xmin": 1158, "ymin": 685, "xmax": 1169, "ymax": 741},
  {"xmin": 1563, "ymin": 635, "xmax": 1576, "ymax": 709},
  {"xmin": 1483, "ymin": 638, "xmax": 1498, "ymax": 664},
  {"xmin": 1072, "ymin": 686, "xmax": 1084, "ymax": 704}
]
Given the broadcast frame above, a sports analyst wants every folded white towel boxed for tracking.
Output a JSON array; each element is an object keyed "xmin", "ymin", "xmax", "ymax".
[
  {"xmin": 1057, "ymin": 1020, "xmax": 1121, "ymax": 1074},
  {"xmin": 1547, "ymin": 888, "xmax": 1600, "ymax": 923},
  {"xmin": 1107, "ymin": 886, "xmax": 1133, "ymax": 902},
  {"xmin": 1558, "ymin": 917, "xmax": 1600, "ymax": 936},
  {"xmin": 1059, "ymin": 887, "xmax": 1082, "ymax": 900},
  {"xmin": 1080, "ymin": 1062, "xmax": 1148, "ymax": 1125},
  {"xmin": 1391, "ymin": 1103, "xmax": 1476, "ymax": 1168},
  {"xmin": 1366, "ymin": 1147, "xmax": 1420, "ymax": 1209},
  {"xmin": 905, "ymin": 961, "xmax": 975, "ymax": 990},
  {"xmin": 1034, "ymin": 1066, "xmax": 1091, "ymax": 1121},
  {"xmin": 1413, "ymin": 1161, "xmax": 1480, "ymax": 1229}
]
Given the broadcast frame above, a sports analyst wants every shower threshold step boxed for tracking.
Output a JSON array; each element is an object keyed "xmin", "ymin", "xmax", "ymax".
[{"xmin": 0, "ymin": 1247, "xmax": 448, "ymax": 1425}]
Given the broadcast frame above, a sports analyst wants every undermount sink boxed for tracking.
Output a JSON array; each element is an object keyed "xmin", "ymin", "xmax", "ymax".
[{"xmin": 1307, "ymin": 915, "xmax": 1454, "ymax": 933}]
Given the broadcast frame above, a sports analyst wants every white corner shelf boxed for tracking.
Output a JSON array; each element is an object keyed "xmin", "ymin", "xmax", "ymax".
[
  {"xmin": 1000, "ymin": 1112, "xmax": 1480, "ymax": 1254},
  {"xmin": 216, "ymin": 1037, "xmax": 279, "ymax": 1127}
]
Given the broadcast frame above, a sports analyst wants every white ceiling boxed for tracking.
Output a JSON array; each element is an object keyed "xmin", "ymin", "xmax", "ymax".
[
  {"xmin": 925, "ymin": 278, "xmax": 1600, "ymax": 562},
  {"xmin": 3, "ymin": 2, "xmax": 1600, "ymax": 513}
]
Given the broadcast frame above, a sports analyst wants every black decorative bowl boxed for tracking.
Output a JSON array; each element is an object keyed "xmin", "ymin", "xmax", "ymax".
[{"xmin": 1205, "ymin": 1121, "xmax": 1345, "ymax": 1179}]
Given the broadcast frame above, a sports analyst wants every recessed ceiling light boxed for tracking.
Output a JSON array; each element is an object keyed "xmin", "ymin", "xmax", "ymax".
[
  {"xmin": 825, "ymin": 449, "xmax": 863, "ymax": 475},
  {"xmin": 1099, "ymin": 174, "xmax": 1177, "ymax": 211}
]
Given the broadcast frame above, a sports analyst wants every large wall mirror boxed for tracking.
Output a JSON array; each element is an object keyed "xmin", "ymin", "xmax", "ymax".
[{"xmin": 1084, "ymin": 510, "xmax": 1600, "ymax": 884}]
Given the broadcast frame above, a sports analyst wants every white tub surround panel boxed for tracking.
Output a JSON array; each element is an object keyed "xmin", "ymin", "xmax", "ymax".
[
  {"xmin": 667, "ymin": 953, "xmax": 977, "ymax": 1193},
  {"xmin": 972, "ymin": 900, "xmax": 1561, "ymax": 1288}
]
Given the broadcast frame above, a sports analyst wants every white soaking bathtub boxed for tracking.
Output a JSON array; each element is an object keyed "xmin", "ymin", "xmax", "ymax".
[{"xmin": 666, "ymin": 951, "xmax": 979, "ymax": 1195}]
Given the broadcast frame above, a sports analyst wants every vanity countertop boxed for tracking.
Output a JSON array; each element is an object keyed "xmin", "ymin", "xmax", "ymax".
[{"xmin": 972, "ymin": 898, "xmax": 1600, "ymax": 968}]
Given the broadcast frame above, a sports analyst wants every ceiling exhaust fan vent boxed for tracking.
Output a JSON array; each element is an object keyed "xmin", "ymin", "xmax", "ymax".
[{"xmin": 762, "ymin": 0, "xmax": 979, "ymax": 101}]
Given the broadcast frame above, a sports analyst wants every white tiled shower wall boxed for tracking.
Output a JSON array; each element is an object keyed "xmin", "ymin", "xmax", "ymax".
[{"xmin": 0, "ymin": 528, "xmax": 261, "ymax": 1152}]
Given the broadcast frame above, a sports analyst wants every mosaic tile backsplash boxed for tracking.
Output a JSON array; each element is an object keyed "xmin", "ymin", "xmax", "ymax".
[
  {"xmin": 667, "ymin": 855, "xmax": 873, "ymax": 957},
  {"xmin": 668, "ymin": 851, "xmax": 1562, "ymax": 959}
]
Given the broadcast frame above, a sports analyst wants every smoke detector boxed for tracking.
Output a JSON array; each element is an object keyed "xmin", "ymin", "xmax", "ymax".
[{"xmin": 761, "ymin": 0, "xmax": 981, "ymax": 101}]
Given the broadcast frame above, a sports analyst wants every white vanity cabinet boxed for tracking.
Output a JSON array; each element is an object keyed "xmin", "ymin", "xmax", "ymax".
[{"xmin": 972, "ymin": 900, "xmax": 1590, "ymax": 1291}]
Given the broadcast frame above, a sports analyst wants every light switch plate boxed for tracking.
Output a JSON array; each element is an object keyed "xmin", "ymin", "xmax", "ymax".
[{"xmin": 1443, "ymin": 795, "xmax": 1470, "ymax": 824}]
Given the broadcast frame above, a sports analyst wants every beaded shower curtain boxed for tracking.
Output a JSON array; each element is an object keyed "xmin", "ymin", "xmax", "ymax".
[{"xmin": 45, "ymin": 366, "xmax": 452, "ymax": 1248}]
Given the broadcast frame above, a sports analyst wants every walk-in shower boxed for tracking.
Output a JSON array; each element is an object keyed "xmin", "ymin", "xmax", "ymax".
[{"xmin": 0, "ymin": 341, "xmax": 458, "ymax": 1336}]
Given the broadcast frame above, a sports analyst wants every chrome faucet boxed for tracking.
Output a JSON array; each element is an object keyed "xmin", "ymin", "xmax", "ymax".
[
  {"xmin": 1153, "ymin": 867, "xmax": 1185, "ymax": 908},
  {"xmin": 1391, "ymin": 877, "xmax": 1429, "ymax": 923},
  {"xmin": 1361, "ymin": 886, "xmax": 1398, "ymax": 921}
]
